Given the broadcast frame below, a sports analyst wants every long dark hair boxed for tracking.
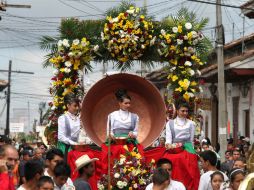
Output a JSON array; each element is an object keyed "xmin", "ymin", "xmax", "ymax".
[{"xmin": 115, "ymin": 89, "xmax": 131, "ymax": 102}]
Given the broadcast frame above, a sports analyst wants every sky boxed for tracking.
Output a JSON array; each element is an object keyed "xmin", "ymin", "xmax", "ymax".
[{"xmin": 0, "ymin": 0, "xmax": 253, "ymax": 133}]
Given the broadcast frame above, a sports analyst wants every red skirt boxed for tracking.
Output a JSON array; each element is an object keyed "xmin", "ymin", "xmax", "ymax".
[{"xmin": 163, "ymin": 150, "xmax": 200, "ymax": 190}]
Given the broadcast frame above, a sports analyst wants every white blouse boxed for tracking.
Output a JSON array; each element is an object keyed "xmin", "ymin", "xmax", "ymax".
[
  {"xmin": 107, "ymin": 109, "xmax": 139, "ymax": 137},
  {"xmin": 58, "ymin": 112, "xmax": 81, "ymax": 145},
  {"xmin": 165, "ymin": 116, "xmax": 195, "ymax": 144}
]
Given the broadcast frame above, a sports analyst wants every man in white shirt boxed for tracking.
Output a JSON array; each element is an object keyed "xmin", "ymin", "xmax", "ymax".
[
  {"xmin": 44, "ymin": 148, "xmax": 74, "ymax": 190},
  {"xmin": 198, "ymin": 150, "xmax": 228, "ymax": 190},
  {"xmin": 146, "ymin": 158, "xmax": 186, "ymax": 190}
]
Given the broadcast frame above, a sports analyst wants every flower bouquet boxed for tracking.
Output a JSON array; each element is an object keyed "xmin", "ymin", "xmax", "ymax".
[
  {"xmin": 98, "ymin": 147, "xmax": 155, "ymax": 190},
  {"xmin": 102, "ymin": 6, "xmax": 154, "ymax": 63},
  {"xmin": 166, "ymin": 143, "xmax": 184, "ymax": 154}
]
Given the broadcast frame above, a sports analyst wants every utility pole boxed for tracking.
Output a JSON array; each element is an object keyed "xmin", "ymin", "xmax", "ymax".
[
  {"xmin": 0, "ymin": 2, "xmax": 31, "ymax": 11},
  {"xmin": 216, "ymin": 0, "xmax": 227, "ymax": 161},
  {"xmin": 140, "ymin": 0, "xmax": 147, "ymax": 77},
  {"xmin": 5, "ymin": 60, "xmax": 11, "ymax": 136},
  {"xmin": 1, "ymin": 60, "xmax": 34, "ymax": 137}
]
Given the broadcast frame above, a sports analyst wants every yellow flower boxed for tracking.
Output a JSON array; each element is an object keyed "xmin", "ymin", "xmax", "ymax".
[
  {"xmin": 183, "ymin": 92, "xmax": 190, "ymax": 102},
  {"xmin": 178, "ymin": 79, "xmax": 190, "ymax": 90},
  {"xmin": 178, "ymin": 25, "xmax": 182, "ymax": 33},
  {"xmin": 62, "ymin": 88, "xmax": 72, "ymax": 96},
  {"xmin": 190, "ymin": 88, "xmax": 196, "ymax": 93},
  {"xmin": 170, "ymin": 45, "xmax": 176, "ymax": 51},
  {"xmin": 73, "ymin": 59, "xmax": 80, "ymax": 70},
  {"xmin": 171, "ymin": 75, "xmax": 178, "ymax": 82},
  {"xmin": 123, "ymin": 145, "xmax": 129, "ymax": 151},
  {"xmin": 129, "ymin": 188, "xmax": 132, "ymax": 190},
  {"xmin": 170, "ymin": 59, "xmax": 177, "ymax": 65},
  {"xmin": 190, "ymin": 81, "xmax": 197, "ymax": 86},
  {"xmin": 140, "ymin": 15, "xmax": 145, "ymax": 19},
  {"xmin": 187, "ymin": 32, "xmax": 193, "ymax": 40},
  {"xmin": 123, "ymin": 168, "xmax": 127, "ymax": 173},
  {"xmin": 63, "ymin": 78, "xmax": 71, "ymax": 86},
  {"xmin": 151, "ymin": 159, "xmax": 155, "ymax": 164},
  {"xmin": 175, "ymin": 87, "xmax": 182, "ymax": 92}
]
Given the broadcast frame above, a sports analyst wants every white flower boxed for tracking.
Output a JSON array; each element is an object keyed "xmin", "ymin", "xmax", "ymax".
[
  {"xmin": 133, "ymin": 184, "xmax": 138, "ymax": 188},
  {"xmin": 196, "ymin": 70, "xmax": 201, "ymax": 76},
  {"xmin": 57, "ymin": 40, "xmax": 63, "ymax": 47},
  {"xmin": 64, "ymin": 61, "xmax": 72, "ymax": 67},
  {"xmin": 81, "ymin": 41, "xmax": 87, "ymax": 47},
  {"xmin": 188, "ymin": 47, "xmax": 195, "ymax": 53},
  {"xmin": 191, "ymin": 31, "xmax": 198, "ymax": 38},
  {"xmin": 117, "ymin": 181, "xmax": 125, "ymax": 189},
  {"xmin": 93, "ymin": 45, "xmax": 99, "ymax": 52},
  {"xmin": 122, "ymin": 182, "xmax": 128, "ymax": 187},
  {"xmin": 193, "ymin": 39, "xmax": 199, "ymax": 45},
  {"xmin": 73, "ymin": 39, "xmax": 80, "ymax": 45},
  {"xmin": 188, "ymin": 69, "xmax": 195, "ymax": 76},
  {"xmin": 188, "ymin": 92, "xmax": 195, "ymax": 97},
  {"xmin": 160, "ymin": 29, "xmax": 166, "ymax": 35},
  {"xmin": 101, "ymin": 32, "xmax": 105, "ymax": 41},
  {"xmin": 68, "ymin": 52, "xmax": 74, "ymax": 57},
  {"xmin": 184, "ymin": 35, "xmax": 188, "ymax": 40},
  {"xmin": 172, "ymin": 27, "xmax": 178, "ymax": 33},
  {"xmin": 51, "ymin": 106, "xmax": 56, "ymax": 110},
  {"xmin": 53, "ymin": 69, "xmax": 58, "ymax": 75},
  {"xmin": 184, "ymin": 61, "xmax": 192, "ymax": 66},
  {"xmin": 114, "ymin": 173, "xmax": 120, "ymax": 178},
  {"xmin": 170, "ymin": 67, "xmax": 176, "ymax": 72},
  {"xmin": 62, "ymin": 39, "xmax": 70, "ymax": 47},
  {"xmin": 97, "ymin": 184, "xmax": 104, "ymax": 190},
  {"xmin": 185, "ymin": 22, "xmax": 192, "ymax": 30},
  {"xmin": 64, "ymin": 68, "xmax": 71, "ymax": 73},
  {"xmin": 112, "ymin": 17, "xmax": 119, "ymax": 23},
  {"xmin": 199, "ymin": 86, "xmax": 203, "ymax": 93},
  {"xmin": 141, "ymin": 44, "xmax": 145, "ymax": 49},
  {"xmin": 150, "ymin": 36, "xmax": 156, "ymax": 46},
  {"xmin": 126, "ymin": 9, "xmax": 135, "ymax": 14},
  {"xmin": 177, "ymin": 39, "xmax": 183, "ymax": 45}
]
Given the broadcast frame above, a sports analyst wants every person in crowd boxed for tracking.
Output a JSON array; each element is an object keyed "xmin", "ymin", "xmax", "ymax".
[
  {"xmin": 151, "ymin": 168, "xmax": 170, "ymax": 190},
  {"xmin": 57, "ymin": 94, "xmax": 81, "ymax": 160},
  {"xmin": 19, "ymin": 150, "xmax": 33, "ymax": 185},
  {"xmin": 232, "ymin": 149, "xmax": 241, "ymax": 161},
  {"xmin": 146, "ymin": 158, "xmax": 186, "ymax": 190},
  {"xmin": 73, "ymin": 154, "xmax": 99, "ymax": 190},
  {"xmin": 221, "ymin": 150, "xmax": 233, "ymax": 175},
  {"xmin": 33, "ymin": 148, "xmax": 44, "ymax": 166},
  {"xmin": 0, "ymin": 135, "xmax": 11, "ymax": 146},
  {"xmin": 220, "ymin": 168, "xmax": 245, "ymax": 190},
  {"xmin": 210, "ymin": 171, "xmax": 224, "ymax": 190},
  {"xmin": 53, "ymin": 162, "xmax": 74, "ymax": 190},
  {"xmin": 227, "ymin": 139, "xmax": 234, "ymax": 151},
  {"xmin": 0, "ymin": 144, "xmax": 19, "ymax": 190},
  {"xmin": 17, "ymin": 160, "xmax": 44, "ymax": 190},
  {"xmin": 158, "ymin": 137, "xmax": 166, "ymax": 147},
  {"xmin": 37, "ymin": 176, "xmax": 54, "ymax": 190},
  {"xmin": 18, "ymin": 139, "xmax": 33, "ymax": 156},
  {"xmin": 232, "ymin": 158, "xmax": 246, "ymax": 171},
  {"xmin": 37, "ymin": 142, "xmax": 47, "ymax": 160},
  {"xmin": 44, "ymin": 148, "xmax": 74, "ymax": 189},
  {"xmin": 198, "ymin": 150, "xmax": 228, "ymax": 190}
]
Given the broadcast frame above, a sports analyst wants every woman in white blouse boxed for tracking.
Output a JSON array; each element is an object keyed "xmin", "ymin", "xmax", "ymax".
[
  {"xmin": 107, "ymin": 89, "xmax": 139, "ymax": 140},
  {"xmin": 165, "ymin": 102, "xmax": 195, "ymax": 153},
  {"xmin": 57, "ymin": 94, "xmax": 81, "ymax": 158}
]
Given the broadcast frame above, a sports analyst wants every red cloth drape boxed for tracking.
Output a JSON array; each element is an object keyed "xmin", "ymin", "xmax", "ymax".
[
  {"xmin": 67, "ymin": 146, "xmax": 200, "ymax": 190},
  {"xmin": 67, "ymin": 146, "xmax": 102, "ymax": 190}
]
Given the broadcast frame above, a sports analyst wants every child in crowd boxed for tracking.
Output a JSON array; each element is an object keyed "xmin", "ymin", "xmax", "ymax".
[
  {"xmin": 220, "ymin": 168, "xmax": 245, "ymax": 190},
  {"xmin": 37, "ymin": 176, "xmax": 54, "ymax": 190},
  {"xmin": 210, "ymin": 171, "xmax": 224, "ymax": 190}
]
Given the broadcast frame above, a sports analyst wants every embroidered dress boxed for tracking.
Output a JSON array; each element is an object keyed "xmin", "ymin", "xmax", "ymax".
[
  {"xmin": 163, "ymin": 117, "xmax": 200, "ymax": 190},
  {"xmin": 101, "ymin": 109, "xmax": 143, "ymax": 174}
]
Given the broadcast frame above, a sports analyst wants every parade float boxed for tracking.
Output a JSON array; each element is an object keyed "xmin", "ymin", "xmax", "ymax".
[{"xmin": 40, "ymin": 2, "xmax": 212, "ymax": 190}]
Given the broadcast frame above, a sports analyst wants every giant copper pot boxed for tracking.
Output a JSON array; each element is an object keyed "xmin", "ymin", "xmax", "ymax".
[{"xmin": 80, "ymin": 73, "xmax": 166, "ymax": 148}]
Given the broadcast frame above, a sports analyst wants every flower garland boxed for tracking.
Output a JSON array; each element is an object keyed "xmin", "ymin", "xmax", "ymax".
[
  {"xmin": 102, "ymin": 6, "xmax": 155, "ymax": 63},
  {"xmin": 45, "ymin": 38, "xmax": 95, "ymax": 144},
  {"xmin": 98, "ymin": 146, "xmax": 155, "ymax": 190},
  {"xmin": 158, "ymin": 22, "xmax": 205, "ymax": 105}
]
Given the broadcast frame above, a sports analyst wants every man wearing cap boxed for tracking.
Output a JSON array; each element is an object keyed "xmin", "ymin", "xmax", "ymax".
[{"xmin": 74, "ymin": 154, "xmax": 99, "ymax": 190}]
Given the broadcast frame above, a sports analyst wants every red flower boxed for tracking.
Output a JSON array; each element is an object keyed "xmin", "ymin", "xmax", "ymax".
[
  {"xmin": 51, "ymin": 77, "xmax": 57, "ymax": 81},
  {"xmin": 127, "ymin": 28, "xmax": 132, "ymax": 34},
  {"xmin": 199, "ymin": 79, "xmax": 205, "ymax": 85},
  {"xmin": 108, "ymin": 23, "xmax": 113, "ymax": 28},
  {"xmin": 58, "ymin": 73, "xmax": 64, "ymax": 80},
  {"xmin": 124, "ymin": 12, "xmax": 128, "ymax": 17}
]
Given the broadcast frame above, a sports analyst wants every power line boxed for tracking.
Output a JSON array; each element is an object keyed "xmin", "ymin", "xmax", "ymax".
[{"xmin": 187, "ymin": 0, "xmax": 254, "ymax": 11}]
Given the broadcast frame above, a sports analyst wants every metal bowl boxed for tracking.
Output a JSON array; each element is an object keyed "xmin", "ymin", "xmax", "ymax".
[{"xmin": 80, "ymin": 73, "xmax": 166, "ymax": 148}]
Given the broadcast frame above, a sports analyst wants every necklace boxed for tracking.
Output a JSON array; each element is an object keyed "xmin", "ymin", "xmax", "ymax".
[
  {"xmin": 67, "ymin": 112, "xmax": 78, "ymax": 121},
  {"xmin": 119, "ymin": 110, "xmax": 129, "ymax": 121},
  {"xmin": 175, "ymin": 117, "xmax": 187, "ymax": 127}
]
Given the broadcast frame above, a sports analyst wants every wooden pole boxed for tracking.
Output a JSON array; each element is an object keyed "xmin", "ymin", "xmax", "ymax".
[{"xmin": 107, "ymin": 119, "xmax": 111, "ymax": 190}]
